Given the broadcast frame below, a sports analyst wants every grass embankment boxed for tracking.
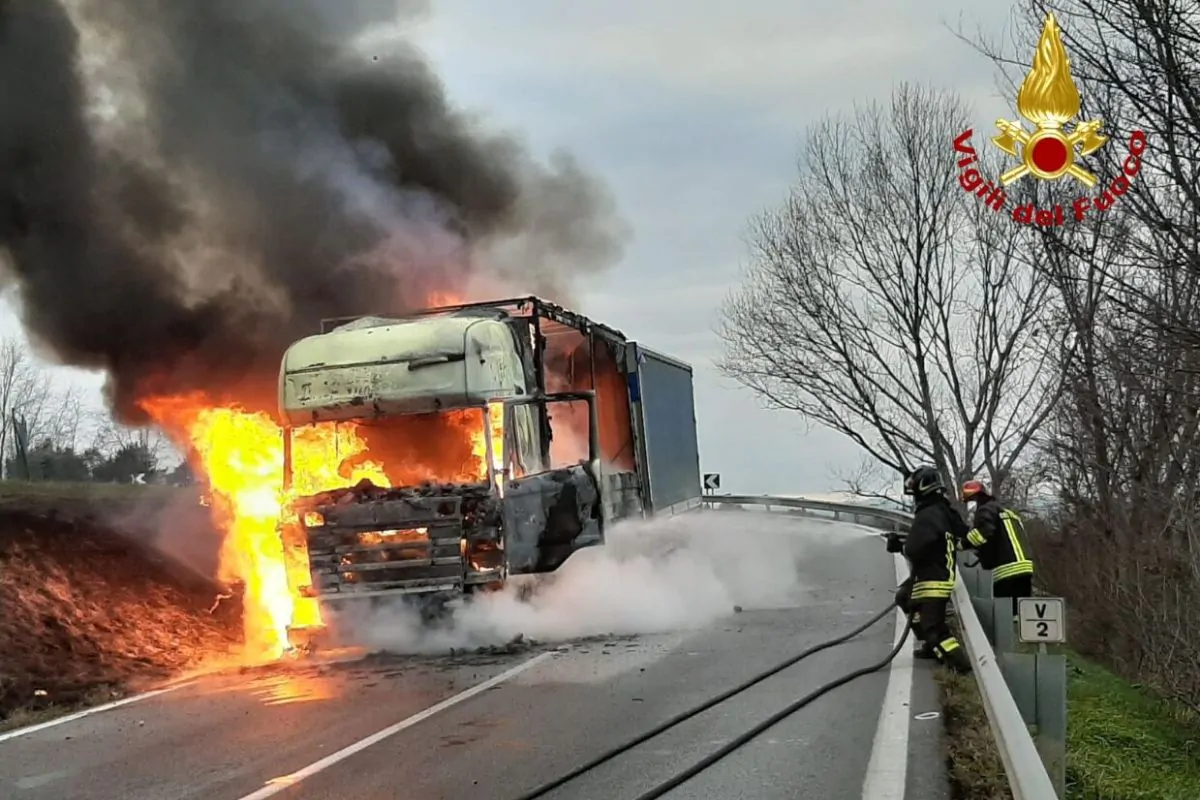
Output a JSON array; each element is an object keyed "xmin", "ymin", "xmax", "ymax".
[
  {"xmin": 0, "ymin": 479, "xmax": 184, "ymax": 515},
  {"xmin": 939, "ymin": 648, "xmax": 1200, "ymax": 800},
  {"xmin": 0, "ymin": 481, "xmax": 240, "ymax": 726},
  {"xmin": 1065, "ymin": 656, "xmax": 1200, "ymax": 799},
  {"xmin": 938, "ymin": 669, "xmax": 1009, "ymax": 800}
]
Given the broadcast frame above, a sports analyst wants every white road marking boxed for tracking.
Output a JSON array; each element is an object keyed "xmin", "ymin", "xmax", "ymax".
[
  {"xmin": 0, "ymin": 683, "xmax": 193, "ymax": 744},
  {"xmin": 236, "ymin": 651, "xmax": 555, "ymax": 800},
  {"xmin": 861, "ymin": 553, "xmax": 913, "ymax": 800},
  {"xmin": 15, "ymin": 769, "xmax": 72, "ymax": 789}
]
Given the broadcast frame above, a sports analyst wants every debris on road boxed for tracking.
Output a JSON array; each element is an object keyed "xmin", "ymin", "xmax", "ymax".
[{"xmin": 471, "ymin": 633, "xmax": 539, "ymax": 656}]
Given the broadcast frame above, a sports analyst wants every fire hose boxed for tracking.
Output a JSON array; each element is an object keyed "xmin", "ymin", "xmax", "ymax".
[{"xmin": 512, "ymin": 602, "xmax": 911, "ymax": 800}]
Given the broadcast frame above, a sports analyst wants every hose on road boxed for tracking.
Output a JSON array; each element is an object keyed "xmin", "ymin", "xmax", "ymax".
[
  {"xmin": 513, "ymin": 602, "xmax": 908, "ymax": 800},
  {"xmin": 633, "ymin": 611, "xmax": 913, "ymax": 800}
]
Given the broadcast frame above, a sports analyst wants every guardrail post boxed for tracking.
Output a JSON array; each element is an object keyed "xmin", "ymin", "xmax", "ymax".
[
  {"xmin": 962, "ymin": 563, "xmax": 985, "ymax": 600},
  {"xmin": 1035, "ymin": 645, "xmax": 1068, "ymax": 796},
  {"xmin": 967, "ymin": 567, "xmax": 997, "ymax": 637},
  {"xmin": 992, "ymin": 598, "xmax": 1016, "ymax": 653}
]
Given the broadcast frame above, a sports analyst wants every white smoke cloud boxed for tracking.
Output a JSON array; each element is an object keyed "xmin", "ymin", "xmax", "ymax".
[{"xmin": 323, "ymin": 511, "xmax": 867, "ymax": 654}]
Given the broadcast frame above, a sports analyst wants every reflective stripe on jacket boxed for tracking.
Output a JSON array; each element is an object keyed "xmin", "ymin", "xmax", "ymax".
[
  {"xmin": 964, "ymin": 498, "xmax": 1034, "ymax": 580},
  {"xmin": 904, "ymin": 496, "xmax": 968, "ymax": 600}
]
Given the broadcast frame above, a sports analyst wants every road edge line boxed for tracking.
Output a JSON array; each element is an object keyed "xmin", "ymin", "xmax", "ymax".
[
  {"xmin": 0, "ymin": 682, "xmax": 193, "ymax": 744},
  {"xmin": 860, "ymin": 553, "xmax": 913, "ymax": 800},
  {"xmin": 236, "ymin": 650, "xmax": 555, "ymax": 800}
]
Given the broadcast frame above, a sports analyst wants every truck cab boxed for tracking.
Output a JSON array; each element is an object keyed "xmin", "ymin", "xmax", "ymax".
[{"xmin": 275, "ymin": 297, "xmax": 701, "ymax": 638}]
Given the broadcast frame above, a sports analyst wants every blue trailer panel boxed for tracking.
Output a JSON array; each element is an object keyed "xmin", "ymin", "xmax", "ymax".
[{"xmin": 629, "ymin": 343, "xmax": 702, "ymax": 513}]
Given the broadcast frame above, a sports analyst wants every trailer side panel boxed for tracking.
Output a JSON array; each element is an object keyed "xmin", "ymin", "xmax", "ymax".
[{"xmin": 629, "ymin": 344, "xmax": 702, "ymax": 513}]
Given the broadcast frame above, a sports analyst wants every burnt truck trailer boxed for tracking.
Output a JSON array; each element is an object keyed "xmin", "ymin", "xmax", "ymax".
[{"xmin": 276, "ymin": 296, "xmax": 701, "ymax": 639}]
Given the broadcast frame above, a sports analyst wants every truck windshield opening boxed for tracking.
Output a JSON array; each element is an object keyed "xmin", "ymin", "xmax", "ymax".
[{"xmin": 284, "ymin": 407, "xmax": 501, "ymax": 497}]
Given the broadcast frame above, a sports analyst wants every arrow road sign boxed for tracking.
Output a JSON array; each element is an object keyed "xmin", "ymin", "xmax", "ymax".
[
  {"xmin": 703, "ymin": 473, "xmax": 721, "ymax": 491},
  {"xmin": 1018, "ymin": 597, "xmax": 1066, "ymax": 643}
]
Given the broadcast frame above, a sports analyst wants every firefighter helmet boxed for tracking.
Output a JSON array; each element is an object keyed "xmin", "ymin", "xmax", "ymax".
[
  {"xmin": 904, "ymin": 465, "xmax": 944, "ymax": 498},
  {"xmin": 961, "ymin": 480, "xmax": 989, "ymax": 503}
]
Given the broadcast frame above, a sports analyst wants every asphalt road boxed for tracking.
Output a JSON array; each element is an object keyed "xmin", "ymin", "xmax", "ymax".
[{"xmin": 0, "ymin": 515, "xmax": 951, "ymax": 800}]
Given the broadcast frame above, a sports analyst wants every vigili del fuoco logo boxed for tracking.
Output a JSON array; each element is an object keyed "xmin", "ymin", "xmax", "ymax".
[{"xmin": 952, "ymin": 12, "xmax": 1147, "ymax": 226}]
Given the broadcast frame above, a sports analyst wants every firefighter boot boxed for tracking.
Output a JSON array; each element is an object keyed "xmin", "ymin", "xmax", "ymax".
[
  {"xmin": 913, "ymin": 644, "xmax": 938, "ymax": 660},
  {"xmin": 937, "ymin": 638, "xmax": 972, "ymax": 674},
  {"xmin": 907, "ymin": 611, "xmax": 936, "ymax": 658}
]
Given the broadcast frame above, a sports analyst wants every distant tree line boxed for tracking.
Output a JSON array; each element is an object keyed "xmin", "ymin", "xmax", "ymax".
[
  {"xmin": 4, "ymin": 438, "xmax": 193, "ymax": 486},
  {"xmin": 0, "ymin": 335, "xmax": 190, "ymax": 486}
]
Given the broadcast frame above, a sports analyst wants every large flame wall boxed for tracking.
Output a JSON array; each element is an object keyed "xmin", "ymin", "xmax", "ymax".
[{"xmin": 142, "ymin": 394, "xmax": 494, "ymax": 660}]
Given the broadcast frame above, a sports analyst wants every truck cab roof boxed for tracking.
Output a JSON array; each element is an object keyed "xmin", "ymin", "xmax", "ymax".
[{"xmin": 279, "ymin": 314, "xmax": 527, "ymax": 424}]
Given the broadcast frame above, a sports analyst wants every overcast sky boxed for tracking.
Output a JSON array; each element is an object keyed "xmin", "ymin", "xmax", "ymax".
[{"xmin": 3, "ymin": 0, "xmax": 1022, "ymax": 494}]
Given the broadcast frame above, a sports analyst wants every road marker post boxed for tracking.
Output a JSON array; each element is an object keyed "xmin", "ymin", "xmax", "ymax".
[{"xmin": 1018, "ymin": 598, "xmax": 1066, "ymax": 644}]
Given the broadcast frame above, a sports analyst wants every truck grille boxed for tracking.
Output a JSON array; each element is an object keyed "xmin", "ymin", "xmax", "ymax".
[{"xmin": 303, "ymin": 494, "xmax": 468, "ymax": 597}]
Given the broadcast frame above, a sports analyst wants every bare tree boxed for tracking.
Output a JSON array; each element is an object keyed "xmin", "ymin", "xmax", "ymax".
[
  {"xmin": 43, "ymin": 385, "xmax": 84, "ymax": 451},
  {"xmin": 835, "ymin": 456, "xmax": 904, "ymax": 506},
  {"xmin": 0, "ymin": 336, "xmax": 56, "ymax": 475},
  {"xmin": 718, "ymin": 84, "xmax": 1068, "ymax": 497},
  {"xmin": 89, "ymin": 417, "xmax": 173, "ymax": 465}
]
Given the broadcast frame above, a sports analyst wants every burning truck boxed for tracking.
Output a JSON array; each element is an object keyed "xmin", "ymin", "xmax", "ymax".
[{"xmin": 274, "ymin": 296, "xmax": 702, "ymax": 646}]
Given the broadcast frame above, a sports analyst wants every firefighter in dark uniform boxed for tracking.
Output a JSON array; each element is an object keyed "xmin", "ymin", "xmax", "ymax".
[
  {"xmin": 959, "ymin": 480, "xmax": 1034, "ymax": 619},
  {"xmin": 887, "ymin": 466, "xmax": 971, "ymax": 673}
]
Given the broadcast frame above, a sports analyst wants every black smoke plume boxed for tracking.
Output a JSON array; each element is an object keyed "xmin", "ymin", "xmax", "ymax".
[{"xmin": 0, "ymin": 0, "xmax": 627, "ymax": 420}]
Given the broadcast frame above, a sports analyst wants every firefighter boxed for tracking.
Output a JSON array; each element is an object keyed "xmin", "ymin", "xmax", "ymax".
[
  {"xmin": 959, "ymin": 480, "xmax": 1034, "ymax": 619},
  {"xmin": 886, "ymin": 466, "xmax": 971, "ymax": 673}
]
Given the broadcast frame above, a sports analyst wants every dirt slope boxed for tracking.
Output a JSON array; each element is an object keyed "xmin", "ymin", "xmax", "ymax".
[{"xmin": 0, "ymin": 483, "xmax": 240, "ymax": 719}]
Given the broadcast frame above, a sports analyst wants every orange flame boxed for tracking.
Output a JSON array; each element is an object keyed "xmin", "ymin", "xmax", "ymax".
[
  {"xmin": 143, "ymin": 391, "xmax": 508, "ymax": 662},
  {"xmin": 481, "ymin": 402, "xmax": 506, "ymax": 489},
  {"xmin": 426, "ymin": 291, "xmax": 464, "ymax": 308}
]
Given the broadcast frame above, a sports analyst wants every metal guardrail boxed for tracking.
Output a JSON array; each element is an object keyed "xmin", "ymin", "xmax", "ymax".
[
  {"xmin": 699, "ymin": 493, "xmax": 1061, "ymax": 800},
  {"xmin": 701, "ymin": 493, "xmax": 911, "ymax": 530}
]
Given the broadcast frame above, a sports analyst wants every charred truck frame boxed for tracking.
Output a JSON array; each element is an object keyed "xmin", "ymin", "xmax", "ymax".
[{"xmin": 276, "ymin": 297, "xmax": 701, "ymax": 641}]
